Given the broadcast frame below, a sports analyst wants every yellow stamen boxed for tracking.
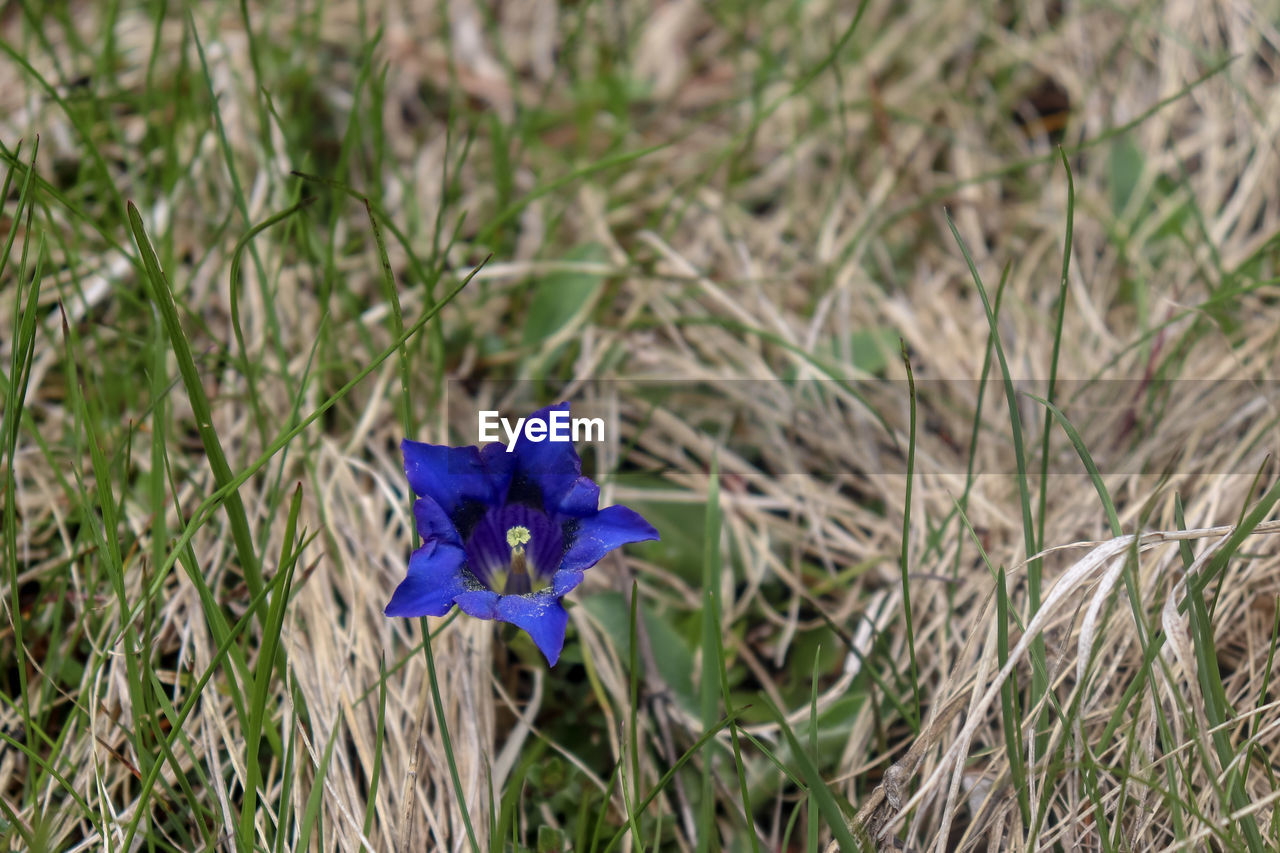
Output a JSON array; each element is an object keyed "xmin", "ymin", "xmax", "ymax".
[{"xmin": 506, "ymin": 526, "xmax": 531, "ymax": 575}]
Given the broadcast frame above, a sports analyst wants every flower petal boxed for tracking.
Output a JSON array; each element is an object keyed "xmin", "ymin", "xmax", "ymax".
[
  {"xmin": 402, "ymin": 439, "xmax": 511, "ymax": 516},
  {"xmin": 510, "ymin": 402, "xmax": 593, "ymax": 514},
  {"xmin": 413, "ymin": 497, "xmax": 462, "ymax": 547},
  {"xmin": 454, "ymin": 588, "xmax": 500, "ymax": 620},
  {"xmin": 384, "ymin": 540, "xmax": 467, "ymax": 617},
  {"xmin": 561, "ymin": 505, "xmax": 661, "ymax": 573},
  {"xmin": 497, "ymin": 593, "xmax": 570, "ymax": 666},
  {"xmin": 555, "ymin": 476, "xmax": 601, "ymax": 518},
  {"xmin": 550, "ymin": 568, "xmax": 585, "ymax": 597}
]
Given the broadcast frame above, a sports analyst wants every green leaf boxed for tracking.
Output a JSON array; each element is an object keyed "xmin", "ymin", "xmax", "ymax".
[
  {"xmin": 1108, "ymin": 135, "xmax": 1144, "ymax": 218},
  {"xmin": 538, "ymin": 824, "xmax": 569, "ymax": 853},
  {"xmin": 847, "ymin": 327, "xmax": 899, "ymax": 375},
  {"xmin": 581, "ymin": 591, "xmax": 697, "ymax": 713},
  {"xmin": 521, "ymin": 243, "xmax": 609, "ymax": 347},
  {"xmin": 624, "ymin": 492, "xmax": 711, "ymax": 584}
]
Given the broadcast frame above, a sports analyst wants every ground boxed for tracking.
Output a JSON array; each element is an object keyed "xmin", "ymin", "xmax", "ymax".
[{"xmin": 3, "ymin": 0, "xmax": 1280, "ymax": 850}]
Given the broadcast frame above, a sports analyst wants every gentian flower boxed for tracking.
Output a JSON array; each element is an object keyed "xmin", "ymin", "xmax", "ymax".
[{"xmin": 385, "ymin": 402, "xmax": 659, "ymax": 665}]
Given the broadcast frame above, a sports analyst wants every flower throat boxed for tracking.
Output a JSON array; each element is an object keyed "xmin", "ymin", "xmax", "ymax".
[{"xmin": 500, "ymin": 525, "xmax": 544, "ymax": 595}]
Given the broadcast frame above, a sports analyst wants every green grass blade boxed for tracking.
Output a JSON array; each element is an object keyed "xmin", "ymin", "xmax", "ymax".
[
  {"xmin": 2, "ymin": 149, "xmax": 41, "ymax": 749},
  {"xmin": 121, "ymin": 553, "xmax": 299, "ymax": 849},
  {"xmin": 126, "ymin": 200, "xmax": 266, "ymax": 610},
  {"xmin": 227, "ymin": 197, "xmax": 320, "ymax": 451},
  {"xmin": 238, "ymin": 484, "xmax": 305, "ymax": 849},
  {"xmin": 363, "ymin": 655, "xmax": 390, "ymax": 839},
  {"xmin": 1024, "ymin": 394, "xmax": 1121, "ymax": 537},
  {"xmin": 898, "ymin": 340, "xmax": 922, "ymax": 726},
  {"xmin": 601, "ymin": 711, "xmax": 745, "ymax": 853},
  {"xmin": 807, "ymin": 648, "xmax": 821, "ymax": 853},
  {"xmin": 710, "ymin": 568, "xmax": 759, "ymax": 848},
  {"xmin": 698, "ymin": 454, "xmax": 723, "ymax": 852},
  {"xmin": 114, "ymin": 259, "xmax": 485, "ymax": 647},
  {"xmin": 945, "ymin": 209, "xmax": 1050, "ymax": 757},
  {"xmin": 296, "ymin": 719, "xmax": 343, "ymax": 852},
  {"xmin": 1034, "ymin": 147, "xmax": 1076, "ymax": 558},
  {"xmin": 1176, "ymin": 497, "xmax": 1266, "ymax": 851},
  {"xmin": 626, "ymin": 581, "xmax": 645, "ymax": 848},
  {"xmin": 997, "ymin": 567, "xmax": 1029, "ymax": 828},
  {"xmin": 421, "ymin": 622, "xmax": 481, "ymax": 852},
  {"xmin": 763, "ymin": 697, "xmax": 863, "ymax": 853}
]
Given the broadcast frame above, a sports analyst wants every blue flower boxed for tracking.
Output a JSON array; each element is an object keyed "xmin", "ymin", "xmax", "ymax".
[{"xmin": 385, "ymin": 402, "xmax": 660, "ymax": 665}]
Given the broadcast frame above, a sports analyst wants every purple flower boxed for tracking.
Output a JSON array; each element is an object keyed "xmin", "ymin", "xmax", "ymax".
[{"xmin": 385, "ymin": 402, "xmax": 659, "ymax": 665}]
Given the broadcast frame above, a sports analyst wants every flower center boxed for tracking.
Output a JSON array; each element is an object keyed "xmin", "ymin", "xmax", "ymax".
[
  {"xmin": 463, "ymin": 506, "xmax": 561, "ymax": 596},
  {"xmin": 501, "ymin": 524, "xmax": 544, "ymax": 594},
  {"xmin": 506, "ymin": 525, "xmax": 531, "ymax": 579}
]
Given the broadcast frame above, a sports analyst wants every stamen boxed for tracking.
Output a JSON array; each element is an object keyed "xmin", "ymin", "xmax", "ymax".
[
  {"xmin": 500, "ymin": 524, "xmax": 548, "ymax": 595},
  {"xmin": 506, "ymin": 525, "xmax": 532, "ymax": 550},
  {"xmin": 506, "ymin": 525, "xmax": 531, "ymax": 576}
]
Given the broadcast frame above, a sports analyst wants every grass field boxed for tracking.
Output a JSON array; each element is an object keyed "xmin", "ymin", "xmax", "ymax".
[{"xmin": 4, "ymin": 1, "xmax": 1280, "ymax": 850}]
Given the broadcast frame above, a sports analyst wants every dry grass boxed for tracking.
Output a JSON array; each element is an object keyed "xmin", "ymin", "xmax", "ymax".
[{"xmin": 3, "ymin": 0, "xmax": 1280, "ymax": 850}]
